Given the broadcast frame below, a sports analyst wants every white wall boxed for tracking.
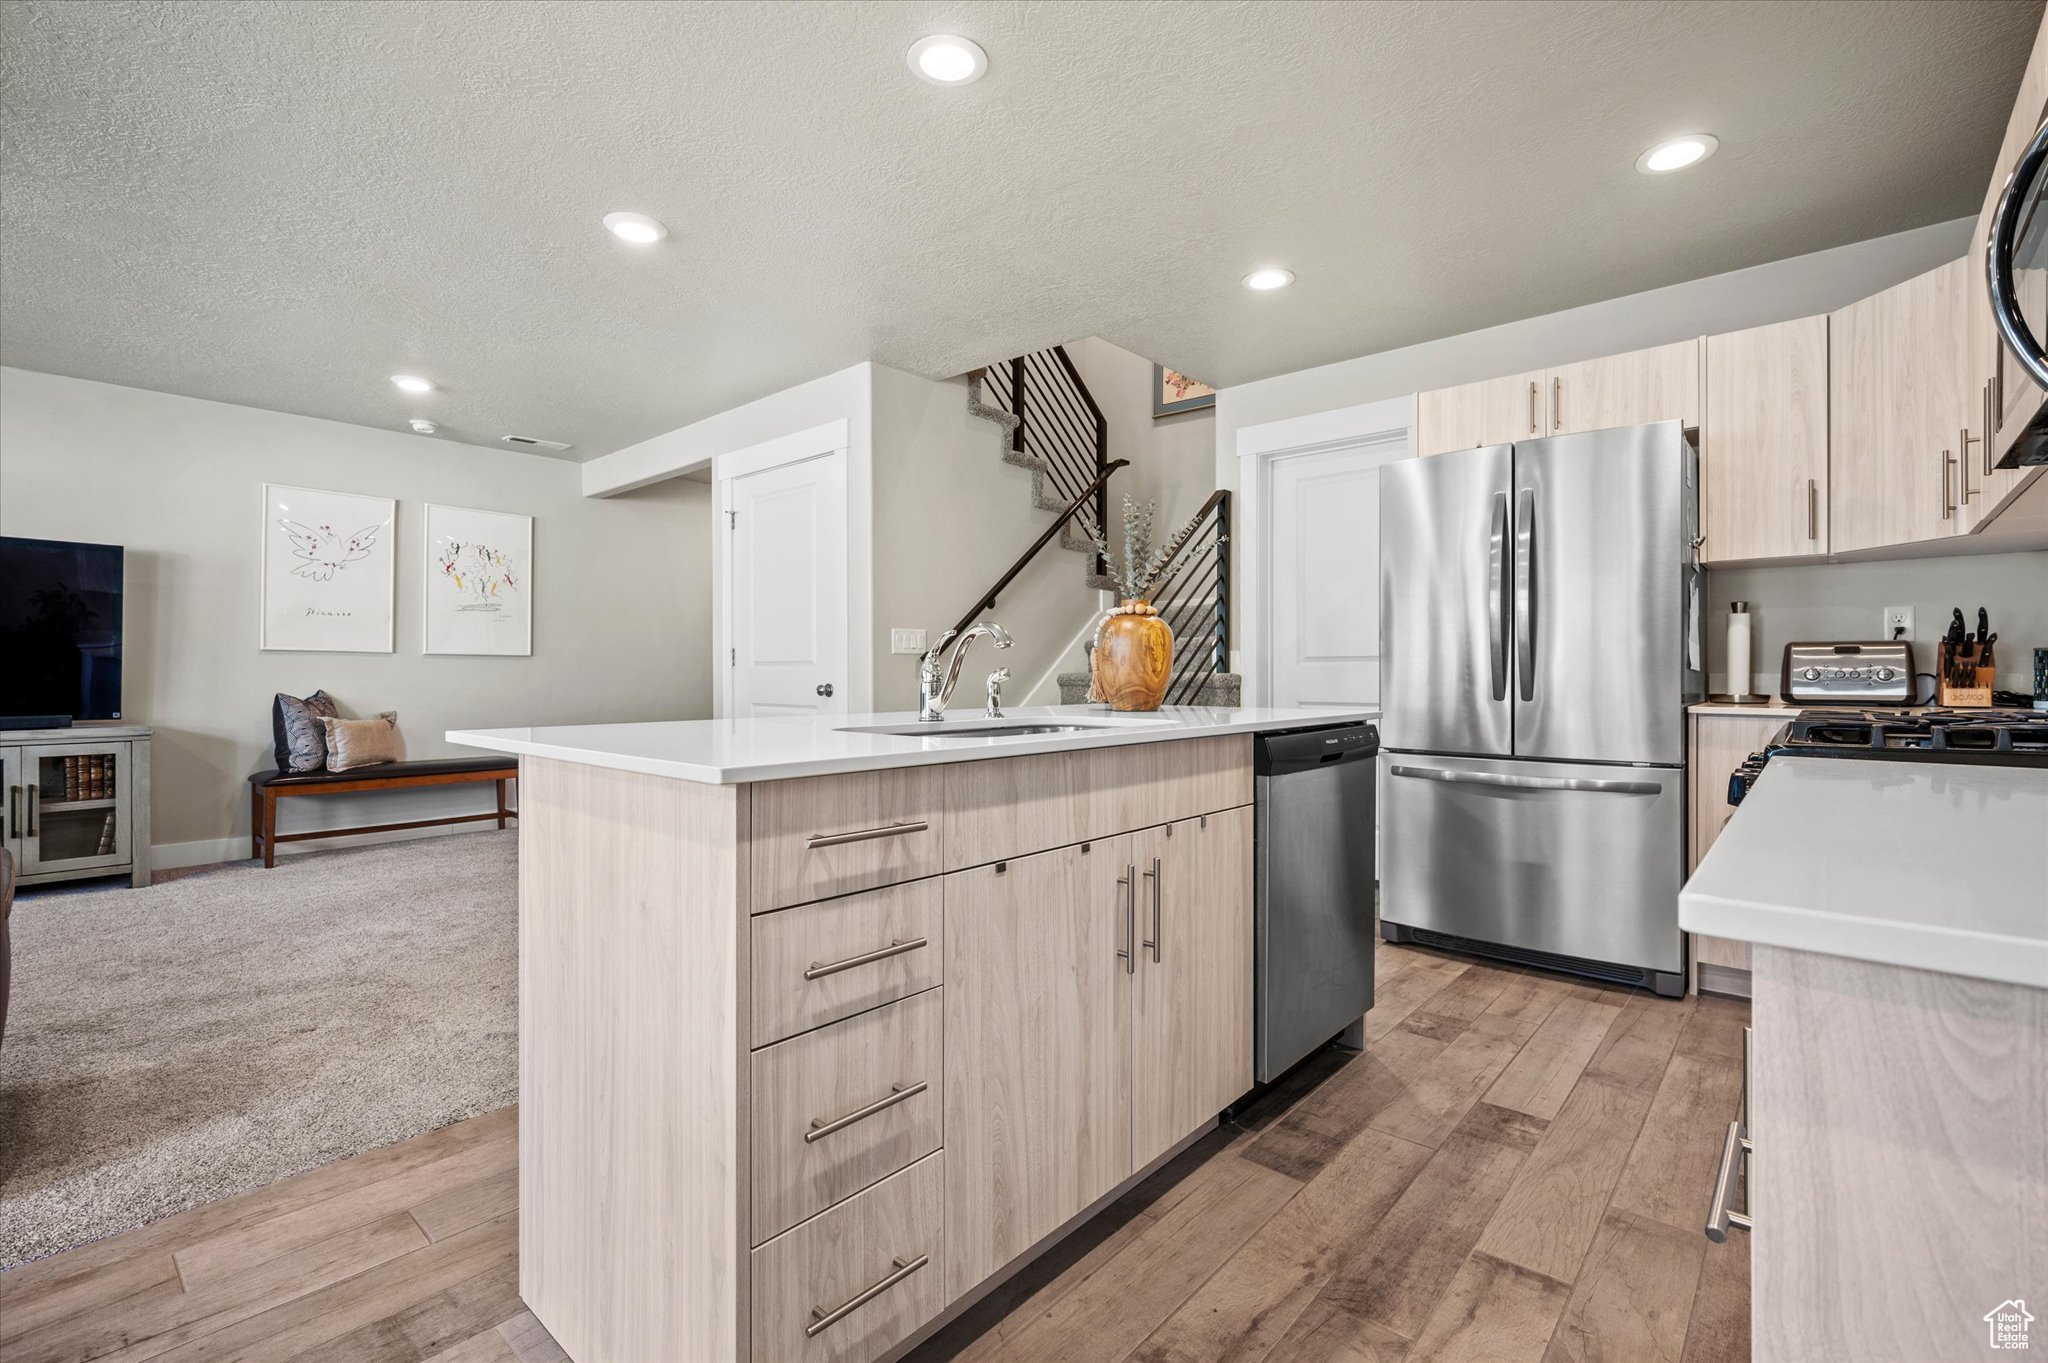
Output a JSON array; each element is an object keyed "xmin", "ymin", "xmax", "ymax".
[
  {"xmin": 0, "ymin": 367, "xmax": 713, "ymax": 865},
  {"xmin": 1065, "ymin": 337, "xmax": 1217, "ymax": 535},
  {"xmin": 870, "ymin": 365, "xmax": 1100, "ymax": 708},
  {"xmin": 1706, "ymin": 553, "xmax": 2048, "ymax": 697},
  {"xmin": 1214, "ymin": 217, "xmax": 1975, "ymax": 495}
]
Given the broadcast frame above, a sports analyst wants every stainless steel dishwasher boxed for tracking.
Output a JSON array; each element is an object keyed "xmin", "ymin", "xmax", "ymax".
[{"xmin": 1253, "ymin": 721, "xmax": 1379, "ymax": 1082}]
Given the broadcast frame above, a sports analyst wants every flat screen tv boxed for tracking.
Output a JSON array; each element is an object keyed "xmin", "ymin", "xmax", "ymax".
[{"xmin": 1, "ymin": 536, "xmax": 125, "ymax": 725}]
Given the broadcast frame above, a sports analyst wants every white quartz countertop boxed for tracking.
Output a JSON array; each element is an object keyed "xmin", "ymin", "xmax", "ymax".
[
  {"xmin": 448, "ymin": 704, "xmax": 1380, "ymax": 785},
  {"xmin": 1680, "ymin": 755, "xmax": 2048, "ymax": 989}
]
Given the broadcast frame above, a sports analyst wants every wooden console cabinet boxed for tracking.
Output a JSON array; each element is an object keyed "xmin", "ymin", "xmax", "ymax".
[
  {"xmin": 515, "ymin": 734, "xmax": 1255, "ymax": 1363},
  {"xmin": 1, "ymin": 724, "xmax": 151, "ymax": 888}
]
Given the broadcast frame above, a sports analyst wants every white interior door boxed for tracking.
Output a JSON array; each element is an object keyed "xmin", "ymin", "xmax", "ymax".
[
  {"xmin": 1266, "ymin": 438, "xmax": 1409, "ymax": 709},
  {"xmin": 728, "ymin": 452, "xmax": 848, "ymax": 716}
]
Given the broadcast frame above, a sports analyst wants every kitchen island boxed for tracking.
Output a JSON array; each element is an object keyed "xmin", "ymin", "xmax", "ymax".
[
  {"xmin": 450, "ymin": 704, "xmax": 1377, "ymax": 1363},
  {"xmin": 1680, "ymin": 756, "xmax": 2047, "ymax": 1362}
]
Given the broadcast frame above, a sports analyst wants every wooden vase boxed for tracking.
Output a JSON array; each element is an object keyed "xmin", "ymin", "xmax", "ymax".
[{"xmin": 1093, "ymin": 600, "xmax": 1174, "ymax": 711}]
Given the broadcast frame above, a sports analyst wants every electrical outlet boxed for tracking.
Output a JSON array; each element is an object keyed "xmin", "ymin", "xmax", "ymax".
[
  {"xmin": 1883, "ymin": 606, "xmax": 1914, "ymax": 641},
  {"xmin": 891, "ymin": 627, "xmax": 927, "ymax": 655}
]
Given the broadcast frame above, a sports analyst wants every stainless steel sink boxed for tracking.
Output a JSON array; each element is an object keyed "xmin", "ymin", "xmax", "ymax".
[{"xmin": 838, "ymin": 721, "xmax": 1127, "ymax": 739}]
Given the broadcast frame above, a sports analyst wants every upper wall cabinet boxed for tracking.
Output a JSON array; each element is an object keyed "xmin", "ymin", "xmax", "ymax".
[
  {"xmin": 1415, "ymin": 368, "xmax": 1545, "ymax": 456},
  {"xmin": 1829, "ymin": 259, "xmax": 1971, "ymax": 555},
  {"xmin": 1547, "ymin": 339, "xmax": 1701, "ymax": 438},
  {"xmin": 1701, "ymin": 317, "xmax": 1829, "ymax": 564},
  {"xmin": 1415, "ymin": 341, "xmax": 1700, "ymax": 458}
]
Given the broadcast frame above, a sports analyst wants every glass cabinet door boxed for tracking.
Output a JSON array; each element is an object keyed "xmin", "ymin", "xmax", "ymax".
[
  {"xmin": 20, "ymin": 741, "xmax": 132, "ymax": 875},
  {"xmin": 1, "ymin": 747, "xmax": 22, "ymax": 859}
]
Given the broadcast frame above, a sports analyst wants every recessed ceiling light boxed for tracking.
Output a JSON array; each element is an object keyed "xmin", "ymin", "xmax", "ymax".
[
  {"xmin": 908, "ymin": 35, "xmax": 987, "ymax": 85},
  {"xmin": 390, "ymin": 374, "xmax": 434, "ymax": 394},
  {"xmin": 1243, "ymin": 268, "xmax": 1295, "ymax": 291},
  {"xmin": 408, "ymin": 418, "xmax": 437, "ymax": 435},
  {"xmin": 603, "ymin": 211, "xmax": 668, "ymax": 244},
  {"xmin": 1636, "ymin": 134, "xmax": 1718, "ymax": 174}
]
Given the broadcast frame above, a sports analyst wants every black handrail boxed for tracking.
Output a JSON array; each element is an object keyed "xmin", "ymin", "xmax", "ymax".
[{"xmin": 946, "ymin": 459, "xmax": 1130, "ymax": 642}]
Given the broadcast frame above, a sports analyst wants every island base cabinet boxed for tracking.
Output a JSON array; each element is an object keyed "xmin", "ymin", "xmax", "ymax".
[
  {"xmin": 1750, "ymin": 946, "xmax": 2048, "ymax": 1362},
  {"xmin": 1132, "ymin": 809, "xmax": 1254, "ymax": 1170},
  {"xmin": 942, "ymin": 841, "xmax": 1134, "ymax": 1299},
  {"xmin": 751, "ymin": 1153, "xmax": 947, "ymax": 1363}
]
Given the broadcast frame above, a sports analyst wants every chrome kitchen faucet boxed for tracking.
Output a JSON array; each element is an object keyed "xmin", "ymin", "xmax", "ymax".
[{"xmin": 918, "ymin": 623, "xmax": 1012, "ymax": 721}]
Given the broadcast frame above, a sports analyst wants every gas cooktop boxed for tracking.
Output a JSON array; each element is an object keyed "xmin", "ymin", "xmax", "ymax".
[{"xmin": 1728, "ymin": 707, "xmax": 2048, "ymax": 806}]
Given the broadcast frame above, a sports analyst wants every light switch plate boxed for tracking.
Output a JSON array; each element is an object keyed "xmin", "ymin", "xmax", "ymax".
[
  {"xmin": 891, "ymin": 628, "xmax": 927, "ymax": 655},
  {"xmin": 1883, "ymin": 606, "xmax": 1914, "ymax": 642}
]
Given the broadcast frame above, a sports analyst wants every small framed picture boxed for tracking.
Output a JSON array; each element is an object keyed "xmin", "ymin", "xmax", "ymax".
[
  {"xmin": 1154, "ymin": 365, "xmax": 1216, "ymax": 418},
  {"xmin": 423, "ymin": 504, "xmax": 533, "ymax": 656},
  {"xmin": 259, "ymin": 483, "xmax": 396, "ymax": 652}
]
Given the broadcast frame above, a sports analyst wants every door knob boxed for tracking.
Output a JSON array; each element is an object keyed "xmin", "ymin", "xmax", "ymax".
[{"xmin": 816, "ymin": 683, "xmax": 834, "ymax": 698}]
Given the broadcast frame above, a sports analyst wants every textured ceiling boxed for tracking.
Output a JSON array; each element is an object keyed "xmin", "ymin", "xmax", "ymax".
[{"xmin": 2, "ymin": 0, "xmax": 2039, "ymax": 460}]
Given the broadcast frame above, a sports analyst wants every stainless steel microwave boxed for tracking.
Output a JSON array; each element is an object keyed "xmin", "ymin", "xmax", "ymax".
[{"xmin": 1991, "ymin": 117, "xmax": 2048, "ymax": 469}]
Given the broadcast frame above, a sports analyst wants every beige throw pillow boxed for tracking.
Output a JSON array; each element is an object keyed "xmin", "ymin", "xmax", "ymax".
[{"xmin": 320, "ymin": 712, "xmax": 402, "ymax": 771}]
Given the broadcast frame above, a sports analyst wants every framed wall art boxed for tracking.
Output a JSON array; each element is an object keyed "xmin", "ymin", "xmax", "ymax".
[
  {"xmin": 259, "ymin": 483, "xmax": 396, "ymax": 652},
  {"xmin": 1154, "ymin": 365, "xmax": 1217, "ymax": 418},
  {"xmin": 423, "ymin": 503, "xmax": 533, "ymax": 656}
]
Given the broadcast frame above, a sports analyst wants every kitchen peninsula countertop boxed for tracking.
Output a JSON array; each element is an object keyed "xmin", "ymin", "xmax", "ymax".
[
  {"xmin": 1680, "ymin": 754, "xmax": 2048, "ymax": 988},
  {"xmin": 449, "ymin": 704, "xmax": 1379, "ymax": 785}
]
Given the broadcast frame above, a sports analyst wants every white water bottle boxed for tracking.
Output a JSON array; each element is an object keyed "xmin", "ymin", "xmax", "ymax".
[{"xmin": 1726, "ymin": 601, "xmax": 1752, "ymax": 699}]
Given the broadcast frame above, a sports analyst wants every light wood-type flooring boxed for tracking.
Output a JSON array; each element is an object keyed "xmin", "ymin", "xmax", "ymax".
[{"xmin": 1, "ymin": 943, "xmax": 1749, "ymax": 1363}]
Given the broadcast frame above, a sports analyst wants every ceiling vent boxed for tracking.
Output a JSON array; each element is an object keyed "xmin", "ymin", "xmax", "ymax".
[{"xmin": 500, "ymin": 434, "xmax": 573, "ymax": 452}]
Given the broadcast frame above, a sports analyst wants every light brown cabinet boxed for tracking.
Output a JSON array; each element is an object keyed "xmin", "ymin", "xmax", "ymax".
[
  {"xmin": 1701, "ymin": 318, "xmax": 1829, "ymax": 563},
  {"xmin": 1415, "ymin": 368, "xmax": 1545, "ymax": 456},
  {"xmin": 1828, "ymin": 258, "xmax": 1972, "ymax": 554},
  {"xmin": 1415, "ymin": 343, "xmax": 1699, "ymax": 459},
  {"xmin": 1130, "ymin": 808, "xmax": 1254, "ymax": 1171},
  {"xmin": 1547, "ymin": 339, "xmax": 1701, "ymax": 436},
  {"xmin": 943, "ymin": 801, "xmax": 1255, "ymax": 1298}
]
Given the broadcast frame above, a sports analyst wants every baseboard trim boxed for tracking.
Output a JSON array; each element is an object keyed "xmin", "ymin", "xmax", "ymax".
[
  {"xmin": 154, "ymin": 818, "xmax": 505, "ymax": 872},
  {"xmin": 1696, "ymin": 962, "xmax": 1754, "ymax": 1000}
]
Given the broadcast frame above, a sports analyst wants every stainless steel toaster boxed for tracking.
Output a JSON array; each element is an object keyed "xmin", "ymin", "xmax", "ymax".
[{"xmin": 1781, "ymin": 641, "xmax": 1915, "ymax": 705}]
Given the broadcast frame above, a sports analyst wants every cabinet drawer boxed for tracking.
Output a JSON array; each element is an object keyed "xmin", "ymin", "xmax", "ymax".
[
  {"xmin": 751, "ymin": 766, "xmax": 946, "ymax": 912},
  {"xmin": 751, "ymin": 988, "xmax": 944, "ymax": 1242},
  {"xmin": 752, "ymin": 880, "xmax": 945, "ymax": 1047},
  {"xmin": 751, "ymin": 1152, "xmax": 945, "ymax": 1363},
  {"xmin": 944, "ymin": 735, "xmax": 1252, "ymax": 870}
]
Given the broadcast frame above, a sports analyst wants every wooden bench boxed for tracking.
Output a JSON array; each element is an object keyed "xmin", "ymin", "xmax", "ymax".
[{"xmin": 249, "ymin": 757, "xmax": 517, "ymax": 867}]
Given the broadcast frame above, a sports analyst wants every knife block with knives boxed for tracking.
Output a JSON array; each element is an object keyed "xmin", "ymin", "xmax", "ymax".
[{"xmin": 1938, "ymin": 606, "xmax": 1997, "ymax": 707}]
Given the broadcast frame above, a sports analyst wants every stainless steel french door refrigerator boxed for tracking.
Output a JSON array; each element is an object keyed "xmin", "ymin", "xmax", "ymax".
[{"xmin": 1378, "ymin": 421, "xmax": 1702, "ymax": 996}]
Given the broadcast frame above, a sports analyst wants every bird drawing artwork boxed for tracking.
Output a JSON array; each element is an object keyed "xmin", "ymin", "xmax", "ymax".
[
  {"xmin": 436, "ymin": 540, "xmax": 519, "ymax": 612},
  {"xmin": 277, "ymin": 518, "xmax": 384, "ymax": 581}
]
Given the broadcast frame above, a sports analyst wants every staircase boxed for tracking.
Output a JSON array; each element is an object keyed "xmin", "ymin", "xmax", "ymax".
[{"xmin": 964, "ymin": 345, "xmax": 1240, "ymax": 707}]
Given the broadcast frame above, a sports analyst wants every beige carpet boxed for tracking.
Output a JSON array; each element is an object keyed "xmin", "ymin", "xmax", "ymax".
[{"xmin": 0, "ymin": 832, "xmax": 517, "ymax": 1270}]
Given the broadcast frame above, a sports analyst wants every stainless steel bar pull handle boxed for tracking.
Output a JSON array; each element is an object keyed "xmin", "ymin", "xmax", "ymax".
[
  {"xmin": 1705, "ymin": 1119, "xmax": 1754, "ymax": 1242},
  {"xmin": 1513, "ymin": 488, "xmax": 1536, "ymax": 702},
  {"xmin": 1527, "ymin": 381, "xmax": 1538, "ymax": 434},
  {"xmin": 1806, "ymin": 479, "xmax": 1818, "ymax": 542},
  {"xmin": 804, "ymin": 820, "xmax": 928, "ymax": 850},
  {"xmin": 804, "ymin": 936, "xmax": 927, "ymax": 981},
  {"xmin": 1552, "ymin": 376, "xmax": 1562, "ymax": 430},
  {"xmin": 805, "ymin": 1080, "xmax": 928, "ymax": 1144},
  {"xmin": 1388, "ymin": 765, "xmax": 1661, "ymax": 796},
  {"xmin": 805, "ymin": 1254, "xmax": 930, "ymax": 1337},
  {"xmin": 1940, "ymin": 449, "xmax": 1956, "ymax": 520},
  {"xmin": 1140, "ymin": 857, "xmax": 1162, "ymax": 963},
  {"xmin": 1961, "ymin": 427, "xmax": 1980, "ymax": 500},
  {"xmin": 1487, "ymin": 492, "xmax": 1508, "ymax": 701}
]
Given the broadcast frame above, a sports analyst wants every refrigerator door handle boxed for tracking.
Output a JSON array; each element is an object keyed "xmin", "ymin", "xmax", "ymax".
[
  {"xmin": 1388, "ymin": 764, "xmax": 1662, "ymax": 796},
  {"xmin": 1514, "ymin": 487, "xmax": 1536, "ymax": 701},
  {"xmin": 1488, "ymin": 491, "xmax": 1508, "ymax": 701}
]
